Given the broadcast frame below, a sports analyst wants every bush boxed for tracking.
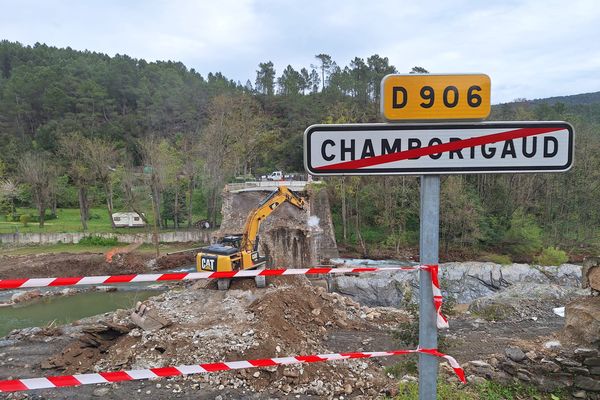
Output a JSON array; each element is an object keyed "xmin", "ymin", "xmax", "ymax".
[
  {"xmin": 484, "ymin": 253, "xmax": 512, "ymax": 265},
  {"xmin": 78, "ymin": 235, "xmax": 119, "ymax": 246},
  {"xmin": 535, "ymin": 246, "xmax": 568, "ymax": 266},
  {"xmin": 6, "ymin": 213, "xmax": 20, "ymax": 222},
  {"xmin": 19, "ymin": 214, "xmax": 31, "ymax": 227},
  {"xmin": 502, "ymin": 209, "xmax": 542, "ymax": 259},
  {"xmin": 29, "ymin": 214, "xmax": 57, "ymax": 223},
  {"xmin": 0, "ymin": 199, "xmax": 11, "ymax": 215}
]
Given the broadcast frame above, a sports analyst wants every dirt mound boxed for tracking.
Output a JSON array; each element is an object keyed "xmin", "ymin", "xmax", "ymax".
[
  {"xmin": 0, "ymin": 251, "xmax": 196, "ymax": 279},
  {"xmin": 155, "ymin": 252, "xmax": 196, "ymax": 270},
  {"xmin": 42, "ymin": 277, "xmax": 407, "ymax": 398},
  {"xmin": 0, "ymin": 253, "xmax": 116, "ymax": 279},
  {"xmin": 42, "ymin": 322, "xmax": 132, "ymax": 374}
]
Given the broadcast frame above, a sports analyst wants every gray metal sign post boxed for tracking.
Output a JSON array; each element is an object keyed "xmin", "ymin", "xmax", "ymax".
[{"xmin": 418, "ymin": 175, "xmax": 440, "ymax": 399}]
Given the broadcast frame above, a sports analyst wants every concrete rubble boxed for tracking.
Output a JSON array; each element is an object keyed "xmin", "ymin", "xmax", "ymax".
[{"xmin": 3, "ymin": 277, "xmax": 411, "ymax": 398}]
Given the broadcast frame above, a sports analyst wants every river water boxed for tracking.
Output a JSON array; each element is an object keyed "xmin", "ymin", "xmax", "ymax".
[
  {"xmin": 0, "ymin": 289, "xmax": 160, "ymax": 337},
  {"xmin": 0, "ymin": 266, "xmax": 197, "ymax": 338}
]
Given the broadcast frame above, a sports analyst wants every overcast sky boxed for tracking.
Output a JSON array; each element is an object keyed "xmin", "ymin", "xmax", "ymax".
[{"xmin": 1, "ymin": 0, "xmax": 599, "ymax": 103}]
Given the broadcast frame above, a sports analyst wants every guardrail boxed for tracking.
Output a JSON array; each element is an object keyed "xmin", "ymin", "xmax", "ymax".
[{"xmin": 226, "ymin": 180, "xmax": 317, "ymax": 192}]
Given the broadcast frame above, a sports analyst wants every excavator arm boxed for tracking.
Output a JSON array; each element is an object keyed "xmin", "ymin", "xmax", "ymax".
[{"xmin": 240, "ymin": 186, "xmax": 305, "ymax": 253}]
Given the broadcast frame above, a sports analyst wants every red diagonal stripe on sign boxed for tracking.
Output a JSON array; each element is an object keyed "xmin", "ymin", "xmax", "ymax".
[{"xmin": 315, "ymin": 126, "xmax": 562, "ymax": 171}]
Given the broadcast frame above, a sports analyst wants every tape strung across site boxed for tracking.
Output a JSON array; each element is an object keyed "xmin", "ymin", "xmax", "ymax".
[
  {"xmin": 0, "ymin": 347, "xmax": 465, "ymax": 392},
  {"xmin": 0, "ymin": 265, "xmax": 449, "ymax": 329}
]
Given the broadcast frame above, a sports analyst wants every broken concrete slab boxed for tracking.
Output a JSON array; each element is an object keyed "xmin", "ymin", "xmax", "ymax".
[{"xmin": 131, "ymin": 301, "xmax": 171, "ymax": 331}]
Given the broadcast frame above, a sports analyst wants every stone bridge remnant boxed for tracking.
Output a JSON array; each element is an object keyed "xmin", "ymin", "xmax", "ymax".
[{"xmin": 216, "ymin": 183, "xmax": 338, "ymax": 269}]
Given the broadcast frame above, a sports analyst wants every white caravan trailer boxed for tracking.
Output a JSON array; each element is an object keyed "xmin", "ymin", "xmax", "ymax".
[{"xmin": 112, "ymin": 212, "xmax": 145, "ymax": 228}]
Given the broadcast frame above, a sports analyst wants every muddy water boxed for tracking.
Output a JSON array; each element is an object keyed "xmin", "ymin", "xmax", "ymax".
[{"xmin": 0, "ymin": 290, "xmax": 159, "ymax": 337}]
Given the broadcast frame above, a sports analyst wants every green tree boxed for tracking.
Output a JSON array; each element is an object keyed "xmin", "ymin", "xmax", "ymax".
[
  {"xmin": 18, "ymin": 152, "xmax": 56, "ymax": 227},
  {"xmin": 410, "ymin": 66, "xmax": 429, "ymax": 74},
  {"xmin": 440, "ymin": 176, "xmax": 483, "ymax": 255},
  {"xmin": 0, "ymin": 179, "xmax": 19, "ymax": 215},
  {"xmin": 85, "ymin": 137, "xmax": 119, "ymax": 228},
  {"xmin": 313, "ymin": 54, "xmax": 333, "ymax": 90},
  {"xmin": 58, "ymin": 133, "xmax": 94, "ymax": 230},
  {"xmin": 366, "ymin": 54, "xmax": 396, "ymax": 103},
  {"xmin": 255, "ymin": 61, "xmax": 275, "ymax": 96},
  {"xmin": 277, "ymin": 65, "xmax": 303, "ymax": 96}
]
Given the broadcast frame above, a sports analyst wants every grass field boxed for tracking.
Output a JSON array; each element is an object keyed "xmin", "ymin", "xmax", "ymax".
[{"xmin": 0, "ymin": 207, "xmax": 201, "ymax": 234}]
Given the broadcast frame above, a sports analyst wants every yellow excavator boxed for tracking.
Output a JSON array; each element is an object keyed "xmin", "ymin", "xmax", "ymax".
[{"xmin": 196, "ymin": 186, "xmax": 305, "ymax": 290}]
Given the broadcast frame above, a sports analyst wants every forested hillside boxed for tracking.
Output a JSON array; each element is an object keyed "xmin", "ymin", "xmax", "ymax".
[
  {"xmin": 1, "ymin": 41, "xmax": 599, "ymax": 260},
  {"xmin": 524, "ymin": 91, "xmax": 600, "ymax": 106}
]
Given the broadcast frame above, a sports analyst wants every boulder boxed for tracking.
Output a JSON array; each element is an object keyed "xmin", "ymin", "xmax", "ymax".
[
  {"xmin": 332, "ymin": 272, "xmax": 413, "ymax": 307},
  {"xmin": 582, "ymin": 257, "xmax": 600, "ymax": 292},
  {"xmin": 505, "ymin": 347, "xmax": 526, "ymax": 362},
  {"xmin": 588, "ymin": 267, "xmax": 600, "ymax": 292},
  {"xmin": 574, "ymin": 376, "xmax": 600, "ymax": 392},
  {"xmin": 564, "ymin": 297, "xmax": 600, "ymax": 346}
]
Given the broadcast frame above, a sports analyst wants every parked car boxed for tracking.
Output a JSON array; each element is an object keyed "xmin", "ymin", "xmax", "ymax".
[{"xmin": 260, "ymin": 171, "xmax": 295, "ymax": 181}]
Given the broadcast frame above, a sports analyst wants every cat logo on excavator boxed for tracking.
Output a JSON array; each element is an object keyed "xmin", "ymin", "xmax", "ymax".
[{"xmin": 200, "ymin": 256, "xmax": 217, "ymax": 271}]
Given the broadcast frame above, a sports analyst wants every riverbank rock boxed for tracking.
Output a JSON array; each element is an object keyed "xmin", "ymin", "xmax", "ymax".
[
  {"xmin": 564, "ymin": 296, "xmax": 600, "ymax": 345},
  {"xmin": 331, "ymin": 261, "xmax": 583, "ymax": 307},
  {"xmin": 11, "ymin": 289, "xmax": 42, "ymax": 303}
]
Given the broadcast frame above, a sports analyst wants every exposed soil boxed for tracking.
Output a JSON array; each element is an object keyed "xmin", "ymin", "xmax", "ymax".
[
  {"xmin": 0, "ymin": 277, "xmax": 410, "ymax": 399},
  {"xmin": 0, "ymin": 251, "xmax": 588, "ymax": 399},
  {"xmin": 444, "ymin": 313, "xmax": 567, "ymax": 362},
  {"xmin": 0, "ymin": 251, "xmax": 196, "ymax": 280}
]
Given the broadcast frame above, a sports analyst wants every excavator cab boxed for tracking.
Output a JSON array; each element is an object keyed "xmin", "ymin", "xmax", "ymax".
[
  {"xmin": 196, "ymin": 186, "xmax": 305, "ymax": 290},
  {"xmin": 197, "ymin": 235, "xmax": 262, "ymax": 273}
]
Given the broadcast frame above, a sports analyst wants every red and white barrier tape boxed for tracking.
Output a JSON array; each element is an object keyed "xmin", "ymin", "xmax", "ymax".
[
  {"xmin": 0, "ymin": 348, "xmax": 464, "ymax": 392},
  {"xmin": 428, "ymin": 265, "xmax": 449, "ymax": 328},
  {"xmin": 0, "ymin": 265, "xmax": 431, "ymax": 289},
  {"xmin": 0, "ymin": 265, "xmax": 449, "ymax": 328}
]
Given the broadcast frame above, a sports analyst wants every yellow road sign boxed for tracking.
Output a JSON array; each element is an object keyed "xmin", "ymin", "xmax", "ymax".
[{"xmin": 381, "ymin": 74, "xmax": 491, "ymax": 121}]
